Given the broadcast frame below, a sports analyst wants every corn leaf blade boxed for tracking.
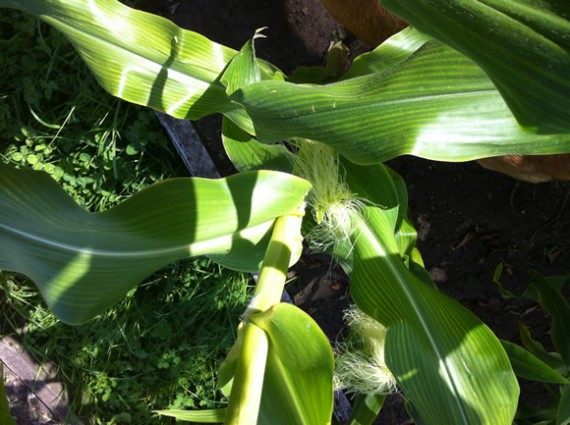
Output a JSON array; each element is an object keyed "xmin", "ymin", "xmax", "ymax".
[
  {"xmin": 219, "ymin": 34, "xmax": 291, "ymax": 173},
  {"xmin": 222, "ymin": 117, "xmax": 292, "ymax": 173},
  {"xmin": 383, "ymin": 0, "xmax": 570, "ymax": 133},
  {"xmin": 518, "ymin": 322, "xmax": 567, "ymax": 372},
  {"xmin": 155, "ymin": 408, "xmax": 226, "ymax": 423},
  {"xmin": 250, "ymin": 303, "xmax": 334, "ymax": 425},
  {"xmin": 348, "ymin": 394, "xmax": 386, "ymax": 425},
  {"xmin": 501, "ymin": 340, "xmax": 568, "ymax": 384},
  {"xmin": 344, "ymin": 163, "xmax": 518, "ymax": 424},
  {"xmin": 233, "ymin": 33, "xmax": 570, "ymax": 164},
  {"xmin": 0, "ymin": 164, "xmax": 310, "ymax": 324},
  {"xmin": 558, "ymin": 385, "xmax": 570, "ymax": 425},
  {"xmin": 0, "ymin": 0, "xmax": 237, "ymax": 120},
  {"xmin": 531, "ymin": 274, "xmax": 570, "ymax": 370}
]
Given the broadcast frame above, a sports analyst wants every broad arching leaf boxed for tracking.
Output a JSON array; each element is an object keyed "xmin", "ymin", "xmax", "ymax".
[
  {"xmin": 531, "ymin": 273, "xmax": 570, "ymax": 369},
  {"xmin": 155, "ymin": 408, "xmax": 226, "ymax": 424},
  {"xmin": 220, "ymin": 31, "xmax": 292, "ymax": 173},
  {"xmin": 233, "ymin": 36, "xmax": 570, "ymax": 164},
  {"xmin": 383, "ymin": 0, "xmax": 570, "ymax": 133},
  {"xmin": 500, "ymin": 340, "xmax": 568, "ymax": 385},
  {"xmin": 0, "ymin": 163, "xmax": 310, "ymax": 324},
  {"xmin": 0, "ymin": 0, "xmax": 280, "ymax": 125},
  {"xmin": 344, "ymin": 162, "xmax": 518, "ymax": 424}
]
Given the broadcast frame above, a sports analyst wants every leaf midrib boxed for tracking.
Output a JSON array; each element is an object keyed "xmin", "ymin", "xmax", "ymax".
[
  {"xmin": 357, "ymin": 218, "xmax": 470, "ymax": 423},
  {"xmin": 0, "ymin": 221, "xmax": 271, "ymax": 257}
]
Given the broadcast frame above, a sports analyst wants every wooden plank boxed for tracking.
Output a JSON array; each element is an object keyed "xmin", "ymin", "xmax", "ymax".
[
  {"xmin": 0, "ymin": 335, "xmax": 70, "ymax": 423},
  {"xmin": 156, "ymin": 112, "xmax": 221, "ymax": 178}
]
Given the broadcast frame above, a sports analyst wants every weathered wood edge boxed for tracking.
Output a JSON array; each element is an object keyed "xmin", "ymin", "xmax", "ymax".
[{"xmin": 0, "ymin": 335, "xmax": 71, "ymax": 423}]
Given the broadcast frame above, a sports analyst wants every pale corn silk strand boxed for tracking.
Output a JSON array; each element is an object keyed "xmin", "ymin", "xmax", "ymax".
[
  {"xmin": 292, "ymin": 139, "xmax": 365, "ymax": 252},
  {"xmin": 292, "ymin": 140, "xmax": 395, "ymax": 394},
  {"xmin": 335, "ymin": 307, "xmax": 396, "ymax": 394}
]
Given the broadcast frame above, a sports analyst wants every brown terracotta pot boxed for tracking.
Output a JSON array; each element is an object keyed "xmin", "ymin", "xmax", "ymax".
[
  {"xmin": 319, "ymin": 0, "xmax": 406, "ymax": 47},
  {"xmin": 477, "ymin": 154, "xmax": 570, "ymax": 182},
  {"xmin": 318, "ymin": 0, "xmax": 570, "ymax": 182}
]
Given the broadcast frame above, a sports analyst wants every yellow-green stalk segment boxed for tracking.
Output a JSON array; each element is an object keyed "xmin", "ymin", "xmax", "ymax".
[
  {"xmin": 246, "ymin": 210, "xmax": 305, "ymax": 314},
  {"xmin": 225, "ymin": 211, "xmax": 305, "ymax": 425},
  {"xmin": 227, "ymin": 139, "xmax": 360, "ymax": 424},
  {"xmin": 225, "ymin": 323, "xmax": 269, "ymax": 425}
]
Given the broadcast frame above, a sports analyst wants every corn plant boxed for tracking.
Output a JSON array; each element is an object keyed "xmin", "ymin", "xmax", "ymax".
[
  {"xmin": 494, "ymin": 269, "xmax": 570, "ymax": 424},
  {"xmin": 1, "ymin": 0, "xmax": 569, "ymax": 424}
]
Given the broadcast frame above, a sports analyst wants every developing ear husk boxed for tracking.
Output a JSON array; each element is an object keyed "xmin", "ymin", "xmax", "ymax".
[{"xmin": 335, "ymin": 307, "xmax": 396, "ymax": 395}]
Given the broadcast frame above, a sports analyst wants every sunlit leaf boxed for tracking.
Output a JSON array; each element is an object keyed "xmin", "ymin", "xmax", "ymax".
[
  {"xmin": 250, "ymin": 303, "xmax": 335, "ymax": 425},
  {"xmin": 155, "ymin": 408, "xmax": 226, "ymax": 423},
  {"xmin": 0, "ymin": 0, "xmax": 273, "ymax": 134},
  {"xmin": 383, "ymin": 0, "xmax": 570, "ymax": 133},
  {"xmin": 234, "ymin": 31, "xmax": 570, "ymax": 164},
  {"xmin": 531, "ymin": 273, "xmax": 570, "ymax": 370},
  {"xmin": 343, "ymin": 162, "xmax": 518, "ymax": 424},
  {"xmin": 7, "ymin": 3, "xmax": 569, "ymax": 164},
  {"xmin": 220, "ymin": 34, "xmax": 291, "ymax": 173},
  {"xmin": 348, "ymin": 393, "xmax": 386, "ymax": 425},
  {"xmin": 0, "ymin": 163, "xmax": 310, "ymax": 323},
  {"xmin": 501, "ymin": 340, "xmax": 568, "ymax": 384},
  {"xmin": 518, "ymin": 321, "xmax": 566, "ymax": 372},
  {"xmin": 222, "ymin": 117, "xmax": 292, "ymax": 173},
  {"xmin": 0, "ymin": 0, "xmax": 241, "ymax": 119}
]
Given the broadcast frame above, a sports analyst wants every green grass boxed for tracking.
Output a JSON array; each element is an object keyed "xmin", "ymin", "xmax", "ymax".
[
  {"xmin": 1, "ymin": 260, "xmax": 251, "ymax": 425},
  {"xmin": 0, "ymin": 10, "xmax": 252, "ymax": 424},
  {"xmin": 0, "ymin": 8, "xmax": 183, "ymax": 211}
]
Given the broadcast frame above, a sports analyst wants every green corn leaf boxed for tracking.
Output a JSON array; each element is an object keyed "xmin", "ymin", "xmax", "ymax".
[
  {"xmin": 0, "ymin": 365, "xmax": 16, "ymax": 425},
  {"xmin": 0, "ymin": 0, "xmax": 285, "ymax": 131},
  {"xmin": 344, "ymin": 163, "xmax": 518, "ymax": 424},
  {"xmin": 249, "ymin": 303, "xmax": 334, "ymax": 425},
  {"xmin": 383, "ymin": 0, "xmax": 570, "ymax": 133},
  {"xmin": 233, "ymin": 34, "xmax": 570, "ymax": 164},
  {"xmin": 222, "ymin": 117, "xmax": 292, "ymax": 173},
  {"xmin": 220, "ymin": 28, "xmax": 264, "ymax": 96},
  {"xmin": 0, "ymin": 0, "xmax": 240, "ymax": 120},
  {"xmin": 154, "ymin": 408, "xmax": 226, "ymax": 423},
  {"xmin": 220, "ymin": 33, "xmax": 292, "ymax": 173},
  {"xmin": 0, "ymin": 163, "xmax": 311, "ymax": 324},
  {"xmin": 8, "ymin": 2, "xmax": 570, "ymax": 163},
  {"xmin": 340, "ymin": 161, "xmax": 419, "ymax": 272},
  {"xmin": 348, "ymin": 393, "xmax": 386, "ymax": 425},
  {"xmin": 531, "ymin": 273, "xmax": 570, "ymax": 370},
  {"xmin": 351, "ymin": 211, "xmax": 518, "ymax": 424},
  {"xmin": 351, "ymin": 209, "xmax": 518, "ymax": 424},
  {"xmin": 518, "ymin": 321, "xmax": 567, "ymax": 372},
  {"xmin": 501, "ymin": 340, "xmax": 568, "ymax": 384},
  {"xmin": 558, "ymin": 385, "xmax": 570, "ymax": 425},
  {"xmin": 342, "ymin": 27, "xmax": 433, "ymax": 79}
]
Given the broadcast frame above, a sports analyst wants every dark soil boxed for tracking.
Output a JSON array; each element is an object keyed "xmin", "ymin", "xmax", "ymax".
[{"xmin": 137, "ymin": 0, "xmax": 570, "ymax": 423}]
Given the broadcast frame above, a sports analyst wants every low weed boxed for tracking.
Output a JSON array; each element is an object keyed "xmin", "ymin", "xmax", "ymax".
[
  {"xmin": 0, "ymin": 9, "xmax": 184, "ymax": 211},
  {"xmin": 1, "ymin": 260, "xmax": 252, "ymax": 424}
]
